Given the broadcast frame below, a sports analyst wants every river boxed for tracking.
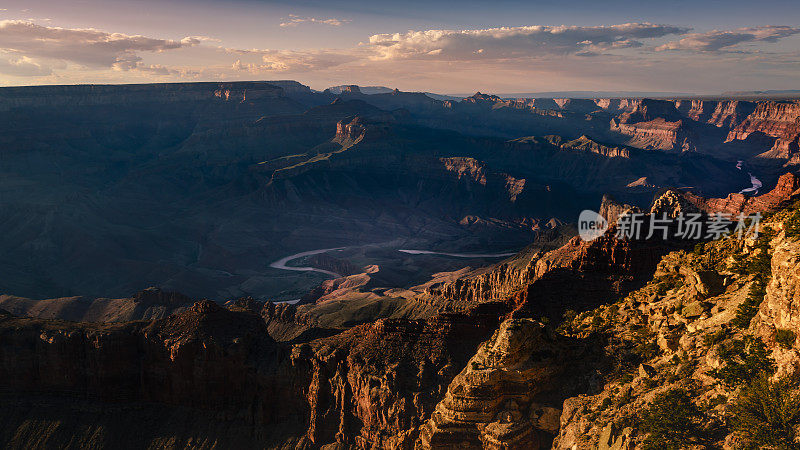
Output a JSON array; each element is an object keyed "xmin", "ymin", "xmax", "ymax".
[
  {"xmin": 269, "ymin": 247, "xmax": 517, "ymax": 278},
  {"xmin": 397, "ymin": 249, "xmax": 518, "ymax": 258},
  {"xmin": 736, "ymin": 160, "xmax": 763, "ymax": 195},
  {"xmin": 268, "ymin": 247, "xmax": 345, "ymax": 278}
]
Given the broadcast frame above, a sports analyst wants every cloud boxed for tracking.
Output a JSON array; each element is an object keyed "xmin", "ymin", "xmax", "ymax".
[
  {"xmin": 0, "ymin": 20, "xmax": 205, "ymax": 73},
  {"xmin": 1, "ymin": 18, "xmax": 796, "ymax": 93},
  {"xmin": 279, "ymin": 15, "xmax": 349, "ymax": 28},
  {"xmin": 655, "ymin": 25, "xmax": 800, "ymax": 52},
  {"xmin": 365, "ymin": 23, "xmax": 689, "ymax": 61},
  {"xmin": 223, "ymin": 22, "xmax": 689, "ymax": 74},
  {"xmin": 230, "ymin": 48, "xmax": 359, "ymax": 72},
  {"xmin": 0, "ymin": 54, "xmax": 52, "ymax": 76}
]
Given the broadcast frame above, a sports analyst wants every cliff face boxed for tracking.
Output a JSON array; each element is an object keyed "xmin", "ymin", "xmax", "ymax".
[
  {"xmin": 678, "ymin": 172, "xmax": 800, "ymax": 215},
  {"xmin": 610, "ymin": 117, "xmax": 696, "ymax": 152},
  {"xmin": 417, "ymin": 318, "xmax": 594, "ymax": 449},
  {"xmin": 457, "ymin": 94, "xmax": 798, "ymax": 163},
  {"xmin": 0, "ymin": 298, "xmax": 501, "ymax": 449},
  {"xmin": 0, "ymin": 300, "xmax": 312, "ymax": 447},
  {"xmin": 727, "ymin": 101, "xmax": 800, "ymax": 157},
  {"xmin": 300, "ymin": 313, "xmax": 498, "ymax": 448},
  {"xmin": 549, "ymin": 205, "xmax": 800, "ymax": 449},
  {"xmin": 420, "ymin": 192, "xmax": 800, "ymax": 449},
  {"xmin": 0, "ymin": 81, "xmax": 285, "ymax": 111}
]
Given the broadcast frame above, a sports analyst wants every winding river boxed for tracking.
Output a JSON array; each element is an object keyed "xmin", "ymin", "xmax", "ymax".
[
  {"xmin": 272, "ymin": 160, "xmax": 762, "ymax": 281},
  {"xmin": 397, "ymin": 249, "xmax": 517, "ymax": 258},
  {"xmin": 268, "ymin": 247, "xmax": 345, "ymax": 278},
  {"xmin": 736, "ymin": 160, "xmax": 763, "ymax": 195},
  {"xmin": 269, "ymin": 247, "xmax": 517, "ymax": 278}
]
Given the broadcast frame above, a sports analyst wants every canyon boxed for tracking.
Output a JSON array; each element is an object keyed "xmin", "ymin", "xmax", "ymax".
[
  {"xmin": 3, "ymin": 81, "xmax": 800, "ymax": 448},
  {"xmin": 4, "ymin": 81, "xmax": 798, "ymax": 302}
]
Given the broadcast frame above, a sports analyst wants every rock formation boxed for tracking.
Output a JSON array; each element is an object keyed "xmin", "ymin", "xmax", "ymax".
[
  {"xmin": 418, "ymin": 319, "xmax": 563, "ymax": 449},
  {"xmin": 3, "ymin": 81, "xmax": 800, "ymax": 449}
]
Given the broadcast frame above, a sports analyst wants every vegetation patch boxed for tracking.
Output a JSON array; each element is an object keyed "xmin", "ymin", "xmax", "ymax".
[
  {"xmin": 709, "ymin": 336, "xmax": 776, "ymax": 388},
  {"xmin": 776, "ymin": 328, "xmax": 796, "ymax": 349},
  {"xmin": 731, "ymin": 375, "xmax": 800, "ymax": 449},
  {"xmin": 642, "ymin": 388, "xmax": 704, "ymax": 450},
  {"xmin": 702, "ymin": 328, "xmax": 728, "ymax": 347},
  {"xmin": 730, "ymin": 228, "xmax": 773, "ymax": 329}
]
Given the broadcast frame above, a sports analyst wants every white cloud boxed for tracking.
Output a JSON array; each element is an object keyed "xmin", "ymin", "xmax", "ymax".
[
  {"xmin": 365, "ymin": 23, "xmax": 689, "ymax": 60},
  {"xmin": 0, "ymin": 54, "xmax": 51, "ymax": 76},
  {"xmin": 656, "ymin": 25, "xmax": 800, "ymax": 52},
  {"xmin": 0, "ymin": 20, "xmax": 204, "ymax": 74},
  {"xmin": 279, "ymin": 15, "xmax": 349, "ymax": 28},
  {"xmin": 0, "ymin": 19, "xmax": 797, "ymax": 93},
  {"xmin": 227, "ymin": 47, "xmax": 360, "ymax": 72},
  {"xmin": 223, "ymin": 23, "xmax": 689, "ymax": 75}
]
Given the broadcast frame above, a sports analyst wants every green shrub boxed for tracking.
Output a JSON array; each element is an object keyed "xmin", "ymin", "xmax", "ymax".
[
  {"xmin": 731, "ymin": 375, "xmax": 800, "ymax": 449},
  {"xmin": 641, "ymin": 388, "xmax": 704, "ymax": 450},
  {"xmin": 616, "ymin": 389, "xmax": 633, "ymax": 406},
  {"xmin": 730, "ymin": 230, "xmax": 773, "ymax": 329},
  {"xmin": 732, "ymin": 281, "xmax": 767, "ymax": 329},
  {"xmin": 783, "ymin": 207, "xmax": 800, "ymax": 239},
  {"xmin": 710, "ymin": 336, "xmax": 776, "ymax": 388},
  {"xmin": 618, "ymin": 371, "xmax": 635, "ymax": 384},
  {"xmin": 703, "ymin": 328, "xmax": 728, "ymax": 347},
  {"xmin": 643, "ymin": 377, "xmax": 659, "ymax": 389},
  {"xmin": 706, "ymin": 394, "xmax": 728, "ymax": 409},
  {"xmin": 776, "ymin": 329, "xmax": 796, "ymax": 349},
  {"xmin": 731, "ymin": 228, "xmax": 773, "ymax": 277},
  {"xmin": 676, "ymin": 361, "xmax": 696, "ymax": 379}
]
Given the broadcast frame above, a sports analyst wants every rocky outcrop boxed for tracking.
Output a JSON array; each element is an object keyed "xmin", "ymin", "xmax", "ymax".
[
  {"xmin": 611, "ymin": 118, "xmax": 694, "ymax": 151},
  {"xmin": 727, "ymin": 101, "xmax": 800, "ymax": 157},
  {"xmin": 598, "ymin": 194, "xmax": 638, "ymax": 225},
  {"xmin": 675, "ymin": 99, "xmax": 717, "ymax": 123},
  {"xmin": 616, "ymin": 99, "xmax": 681, "ymax": 124},
  {"xmin": 0, "ymin": 287, "xmax": 191, "ymax": 322},
  {"xmin": 0, "ymin": 297, "xmax": 501, "ymax": 449},
  {"xmin": 677, "ymin": 172, "xmax": 800, "ymax": 215},
  {"xmin": 418, "ymin": 319, "xmax": 564, "ymax": 449},
  {"xmin": 557, "ymin": 135, "xmax": 630, "ymax": 158},
  {"xmin": 0, "ymin": 300, "xmax": 310, "ymax": 447},
  {"xmin": 649, "ymin": 189, "xmax": 703, "ymax": 218},
  {"xmin": 425, "ymin": 257, "xmax": 538, "ymax": 308},
  {"xmin": 300, "ymin": 313, "xmax": 498, "ymax": 448},
  {"xmin": 333, "ymin": 115, "xmax": 369, "ymax": 146},
  {"xmin": 548, "ymin": 200, "xmax": 800, "ymax": 448},
  {"xmin": 440, "ymin": 157, "xmax": 489, "ymax": 185},
  {"xmin": 754, "ymin": 227, "xmax": 800, "ymax": 378},
  {"xmin": 708, "ymin": 100, "xmax": 756, "ymax": 128},
  {"xmin": 553, "ymin": 98, "xmax": 600, "ymax": 113}
]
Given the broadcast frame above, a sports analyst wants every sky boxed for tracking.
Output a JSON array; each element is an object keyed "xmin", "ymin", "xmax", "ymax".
[{"xmin": 0, "ymin": 0, "xmax": 798, "ymax": 94}]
